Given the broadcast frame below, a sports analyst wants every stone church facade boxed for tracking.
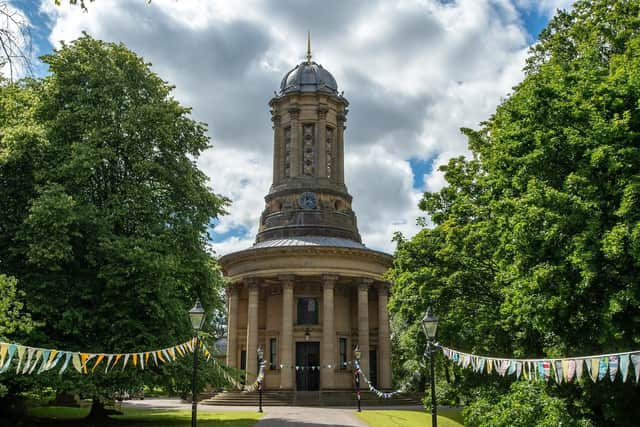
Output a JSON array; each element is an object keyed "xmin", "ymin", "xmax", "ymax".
[{"xmin": 219, "ymin": 47, "xmax": 393, "ymax": 391}]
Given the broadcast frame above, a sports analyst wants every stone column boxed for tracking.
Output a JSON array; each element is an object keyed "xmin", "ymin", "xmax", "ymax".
[
  {"xmin": 317, "ymin": 106, "xmax": 328, "ymax": 178},
  {"xmin": 377, "ymin": 282, "xmax": 392, "ymax": 389},
  {"xmin": 336, "ymin": 112, "xmax": 346, "ymax": 185},
  {"xmin": 279, "ymin": 275, "xmax": 295, "ymax": 389},
  {"xmin": 288, "ymin": 106, "xmax": 301, "ymax": 177},
  {"xmin": 245, "ymin": 279, "xmax": 260, "ymax": 382},
  {"xmin": 357, "ymin": 278, "xmax": 372, "ymax": 378},
  {"xmin": 271, "ymin": 113, "xmax": 282, "ymax": 184},
  {"xmin": 321, "ymin": 274, "xmax": 337, "ymax": 389},
  {"xmin": 226, "ymin": 284, "xmax": 239, "ymax": 368}
]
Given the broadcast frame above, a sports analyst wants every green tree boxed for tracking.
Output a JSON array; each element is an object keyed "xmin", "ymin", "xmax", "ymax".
[
  {"xmin": 0, "ymin": 35, "xmax": 229, "ymax": 416},
  {"xmin": 0, "ymin": 274, "xmax": 34, "ymax": 398},
  {"xmin": 388, "ymin": 0, "xmax": 640, "ymax": 424}
]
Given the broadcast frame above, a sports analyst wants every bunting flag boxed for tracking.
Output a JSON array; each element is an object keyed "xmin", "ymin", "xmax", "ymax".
[
  {"xmin": 609, "ymin": 356, "xmax": 618, "ymax": 382},
  {"xmin": 439, "ymin": 345, "xmax": 640, "ymax": 385},
  {"xmin": 631, "ymin": 354, "xmax": 640, "ymax": 383},
  {"xmin": 59, "ymin": 352, "xmax": 72, "ymax": 375},
  {"xmin": 0, "ymin": 338, "xmax": 197, "ymax": 377},
  {"xmin": 359, "ymin": 365, "xmax": 421, "ymax": 399},
  {"xmin": 620, "ymin": 354, "xmax": 630, "ymax": 383}
]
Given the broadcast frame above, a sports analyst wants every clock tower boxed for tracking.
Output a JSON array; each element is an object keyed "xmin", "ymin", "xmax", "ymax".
[
  {"xmin": 218, "ymin": 37, "xmax": 393, "ymax": 396},
  {"xmin": 257, "ymin": 46, "xmax": 360, "ymax": 243}
]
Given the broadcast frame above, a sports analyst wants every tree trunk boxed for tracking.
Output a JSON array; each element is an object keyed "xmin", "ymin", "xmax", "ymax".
[
  {"xmin": 86, "ymin": 397, "xmax": 122, "ymax": 423},
  {"xmin": 87, "ymin": 398, "xmax": 110, "ymax": 419}
]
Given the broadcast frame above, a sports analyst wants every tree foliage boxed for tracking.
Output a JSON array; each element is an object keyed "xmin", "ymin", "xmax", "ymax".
[
  {"xmin": 0, "ymin": 35, "xmax": 229, "ymax": 407},
  {"xmin": 388, "ymin": 1, "xmax": 640, "ymax": 424}
]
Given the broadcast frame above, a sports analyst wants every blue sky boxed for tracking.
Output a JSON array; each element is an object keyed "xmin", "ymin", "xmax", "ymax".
[{"xmin": 13, "ymin": 0, "xmax": 573, "ymax": 253}]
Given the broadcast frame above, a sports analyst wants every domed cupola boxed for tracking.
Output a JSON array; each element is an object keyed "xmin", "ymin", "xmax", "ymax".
[
  {"xmin": 279, "ymin": 34, "xmax": 339, "ymax": 96},
  {"xmin": 280, "ymin": 61, "xmax": 338, "ymax": 95}
]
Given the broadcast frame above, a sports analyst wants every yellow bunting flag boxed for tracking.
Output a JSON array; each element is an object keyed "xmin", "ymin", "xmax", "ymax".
[
  {"xmin": 145, "ymin": 352, "xmax": 150, "ymax": 366},
  {"xmin": 133, "ymin": 353, "xmax": 138, "ymax": 367},
  {"xmin": 92, "ymin": 354, "xmax": 105, "ymax": 373},
  {"xmin": 157, "ymin": 350, "xmax": 165, "ymax": 363},
  {"xmin": 168, "ymin": 347, "xmax": 176, "ymax": 360},
  {"xmin": 590, "ymin": 358, "xmax": 599, "ymax": 382},
  {"xmin": 0, "ymin": 343, "xmax": 7, "ymax": 367},
  {"xmin": 113, "ymin": 354, "xmax": 122, "ymax": 370},
  {"xmin": 562, "ymin": 360, "xmax": 570, "ymax": 382},
  {"xmin": 46, "ymin": 350, "xmax": 58, "ymax": 370},
  {"xmin": 80, "ymin": 354, "xmax": 90, "ymax": 374},
  {"xmin": 176, "ymin": 345, "xmax": 184, "ymax": 357}
]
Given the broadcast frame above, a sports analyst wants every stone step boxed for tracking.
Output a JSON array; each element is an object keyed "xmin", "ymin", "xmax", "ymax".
[{"xmin": 201, "ymin": 390, "xmax": 420, "ymax": 407}]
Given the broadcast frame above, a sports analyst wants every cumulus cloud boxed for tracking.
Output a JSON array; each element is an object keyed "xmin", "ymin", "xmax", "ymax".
[{"xmin": 35, "ymin": 0, "xmax": 567, "ymax": 254}]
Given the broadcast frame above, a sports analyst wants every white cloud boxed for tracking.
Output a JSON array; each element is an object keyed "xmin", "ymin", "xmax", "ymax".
[{"xmin": 35, "ymin": 0, "xmax": 566, "ymax": 255}]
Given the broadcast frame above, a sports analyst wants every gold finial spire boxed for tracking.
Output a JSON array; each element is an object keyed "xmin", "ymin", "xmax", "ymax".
[{"xmin": 306, "ymin": 31, "xmax": 312, "ymax": 63}]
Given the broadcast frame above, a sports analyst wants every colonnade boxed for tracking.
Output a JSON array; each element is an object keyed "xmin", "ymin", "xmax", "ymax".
[{"xmin": 225, "ymin": 275, "xmax": 392, "ymax": 390}]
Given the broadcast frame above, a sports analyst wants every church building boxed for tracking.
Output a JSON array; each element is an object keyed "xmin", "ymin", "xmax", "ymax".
[{"xmin": 219, "ymin": 41, "xmax": 393, "ymax": 392}]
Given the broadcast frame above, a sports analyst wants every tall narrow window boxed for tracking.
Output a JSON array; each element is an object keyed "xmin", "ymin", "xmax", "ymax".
[
  {"xmin": 297, "ymin": 297, "xmax": 319, "ymax": 324},
  {"xmin": 339, "ymin": 338, "xmax": 347, "ymax": 369},
  {"xmin": 302, "ymin": 124, "xmax": 315, "ymax": 176},
  {"xmin": 270, "ymin": 338, "xmax": 277, "ymax": 370},
  {"xmin": 284, "ymin": 127, "xmax": 292, "ymax": 178},
  {"xmin": 326, "ymin": 127, "xmax": 334, "ymax": 178}
]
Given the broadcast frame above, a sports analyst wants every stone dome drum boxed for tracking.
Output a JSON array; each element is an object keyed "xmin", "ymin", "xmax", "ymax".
[{"xmin": 280, "ymin": 61, "xmax": 339, "ymax": 95}]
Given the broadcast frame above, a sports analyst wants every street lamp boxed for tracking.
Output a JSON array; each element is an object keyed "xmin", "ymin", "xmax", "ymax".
[
  {"xmin": 189, "ymin": 299, "xmax": 206, "ymax": 427},
  {"xmin": 421, "ymin": 307, "xmax": 439, "ymax": 427},
  {"xmin": 257, "ymin": 346, "xmax": 264, "ymax": 413},
  {"xmin": 353, "ymin": 345, "xmax": 362, "ymax": 412}
]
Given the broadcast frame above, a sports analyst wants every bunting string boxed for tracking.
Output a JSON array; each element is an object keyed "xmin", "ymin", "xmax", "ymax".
[
  {"xmin": 0, "ymin": 338, "xmax": 198, "ymax": 376},
  {"xmin": 439, "ymin": 345, "xmax": 640, "ymax": 384}
]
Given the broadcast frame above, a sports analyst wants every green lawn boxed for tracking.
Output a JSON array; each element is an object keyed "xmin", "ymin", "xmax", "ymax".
[
  {"xmin": 357, "ymin": 409, "xmax": 464, "ymax": 427},
  {"xmin": 25, "ymin": 406, "xmax": 262, "ymax": 426}
]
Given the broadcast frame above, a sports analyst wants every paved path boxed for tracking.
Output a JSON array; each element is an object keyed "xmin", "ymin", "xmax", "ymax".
[
  {"xmin": 123, "ymin": 398, "xmax": 426, "ymax": 426},
  {"xmin": 254, "ymin": 406, "xmax": 368, "ymax": 426},
  {"xmin": 123, "ymin": 398, "xmax": 424, "ymax": 426}
]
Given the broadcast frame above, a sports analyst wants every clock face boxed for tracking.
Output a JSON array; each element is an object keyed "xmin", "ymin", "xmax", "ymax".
[{"xmin": 299, "ymin": 192, "xmax": 317, "ymax": 209}]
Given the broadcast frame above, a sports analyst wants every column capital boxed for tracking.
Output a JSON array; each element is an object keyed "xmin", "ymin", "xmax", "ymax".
[
  {"xmin": 288, "ymin": 105, "xmax": 300, "ymax": 119},
  {"xmin": 317, "ymin": 106, "xmax": 329, "ymax": 120},
  {"xmin": 278, "ymin": 274, "xmax": 295, "ymax": 289},
  {"xmin": 357, "ymin": 277, "xmax": 373, "ymax": 292},
  {"xmin": 244, "ymin": 277, "xmax": 260, "ymax": 291},
  {"xmin": 377, "ymin": 282, "xmax": 391, "ymax": 296},
  {"xmin": 271, "ymin": 113, "xmax": 281, "ymax": 129},
  {"xmin": 225, "ymin": 282, "xmax": 241, "ymax": 297},
  {"xmin": 322, "ymin": 274, "xmax": 339, "ymax": 287}
]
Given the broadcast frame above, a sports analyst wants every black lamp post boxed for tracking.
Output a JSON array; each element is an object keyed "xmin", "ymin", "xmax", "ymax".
[
  {"xmin": 257, "ymin": 346, "xmax": 264, "ymax": 413},
  {"xmin": 421, "ymin": 307, "xmax": 439, "ymax": 427},
  {"xmin": 189, "ymin": 299, "xmax": 206, "ymax": 427},
  {"xmin": 354, "ymin": 345, "xmax": 362, "ymax": 412}
]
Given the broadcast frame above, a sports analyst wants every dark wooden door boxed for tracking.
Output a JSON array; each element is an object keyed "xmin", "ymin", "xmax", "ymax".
[
  {"xmin": 296, "ymin": 342, "xmax": 320, "ymax": 391},
  {"xmin": 369, "ymin": 349, "xmax": 377, "ymax": 388}
]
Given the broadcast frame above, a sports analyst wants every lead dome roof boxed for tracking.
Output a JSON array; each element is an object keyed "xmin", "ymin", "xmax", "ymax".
[{"xmin": 279, "ymin": 61, "xmax": 339, "ymax": 95}]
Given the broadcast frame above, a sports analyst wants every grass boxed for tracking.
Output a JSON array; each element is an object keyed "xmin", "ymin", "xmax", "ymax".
[
  {"xmin": 356, "ymin": 408, "xmax": 465, "ymax": 427},
  {"xmin": 23, "ymin": 406, "xmax": 262, "ymax": 426}
]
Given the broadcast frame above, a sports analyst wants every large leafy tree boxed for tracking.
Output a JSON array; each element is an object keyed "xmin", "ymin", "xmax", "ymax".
[
  {"xmin": 388, "ymin": 1, "xmax": 640, "ymax": 425},
  {"xmin": 0, "ymin": 35, "xmax": 229, "ymax": 414}
]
